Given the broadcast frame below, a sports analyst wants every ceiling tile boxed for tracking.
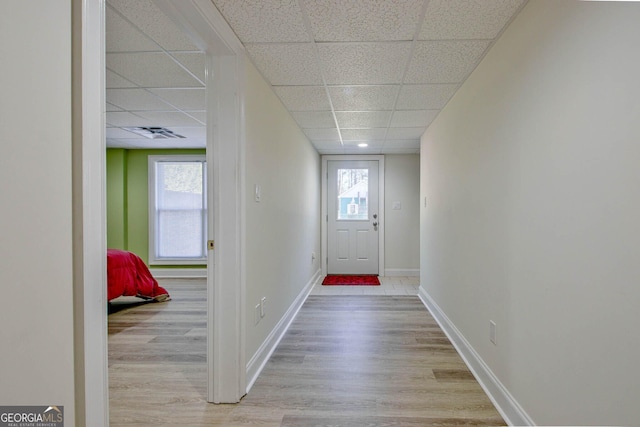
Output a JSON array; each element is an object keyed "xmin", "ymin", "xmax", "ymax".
[
  {"xmin": 106, "ymin": 127, "xmax": 144, "ymax": 139},
  {"xmin": 106, "ymin": 70, "xmax": 136, "ymax": 88},
  {"xmin": 343, "ymin": 146, "xmax": 383, "ymax": 155},
  {"xmin": 148, "ymin": 88, "xmax": 206, "ymax": 111},
  {"xmin": 106, "ymin": 6, "xmax": 160, "ymax": 53},
  {"xmin": 405, "ymin": 40, "xmax": 491, "ymax": 84},
  {"xmin": 186, "ymin": 112, "xmax": 207, "ymax": 124},
  {"xmin": 304, "ymin": 128, "xmax": 340, "ymax": 140},
  {"xmin": 384, "ymin": 139, "xmax": 422, "ymax": 148},
  {"xmin": 343, "ymin": 139, "xmax": 384, "ymax": 147},
  {"xmin": 106, "ymin": 111, "xmax": 152, "ymax": 127},
  {"xmin": 246, "ymin": 43, "xmax": 323, "ymax": 85},
  {"xmin": 419, "ymin": 0, "xmax": 526, "ymax": 40},
  {"xmin": 390, "ymin": 110, "xmax": 439, "ymax": 127},
  {"xmin": 396, "ymin": 84, "xmax": 458, "ymax": 110},
  {"xmin": 329, "ymin": 85, "xmax": 399, "ymax": 111},
  {"xmin": 341, "ymin": 128, "xmax": 386, "ymax": 141},
  {"xmin": 273, "ymin": 86, "xmax": 331, "ymax": 111},
  {"xmin": 107, "ymin": 52, "xmax": 203, "ymax": 88},
  {"xmin": 212, "ymin": 0, "xmax": 309, "ymax": 43},
  {"xmin": 106, "ymin": 102, "xmax": 123, "ymax": 112},
  {"xmin": 386, "ymin": 127, "xmax": 426, "ymax": 139},
  {"xmin": 312, "ymin": 140, "xmax": 344, "ymax": 150},
  {"xmin": 107, "ymin": 138, "xmax": 205, "ymax": 149},
  {"xmin": 106, "ymin": 127, "xmax": 203, "ymax": 140},
  {"xmin": 318, "ymin": 148, "xmax": 348, "ymax": 155},
  {"xmin": 381, "ymin": 147, "xmax": 419, "ymax": 154},
  {"xmin": 335, "ymin": 111, "xmax": 391, "ymax": 129},
  {"xmin": 106, "ymin": 88, "xmax": 173, "ymax": 111},
  {"xmin": 164, "ymin": 127, "xmax": 206, "ymax": 139},
  {"xmin": 318, "ymin": 42, "xmax": 411, "ymax": 85},
  {"xmin": 134, "ymin": 111, "xmax": 204, "ymax": 127},
  {"xmin": 171, "ymin": 53, "xmax": 206, "ymax": 84},
  {"xmin": 107, "ymin": 0, "xmax": 199, "ymax": 51},
  {"xmin": 382, "ymin": 139, "xmax": 421, "ymax": 153},
  {"xmin": 302, "ymin": 0, "xmax": 424, "ymax": 42},
  {"xmin": 291, "ymin": 111, "xmax": 336, "ymax": 128}
]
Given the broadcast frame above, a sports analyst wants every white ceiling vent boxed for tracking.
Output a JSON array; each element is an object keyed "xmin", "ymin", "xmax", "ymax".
[{"xmin": 124, "ymin": 127, "xmax": 186, "ymax": 139}]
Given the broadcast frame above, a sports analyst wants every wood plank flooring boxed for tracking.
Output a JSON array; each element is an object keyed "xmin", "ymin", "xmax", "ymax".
[{"xmin": 108, "ymin": 280, "xmax": 505, "ymax": 426}]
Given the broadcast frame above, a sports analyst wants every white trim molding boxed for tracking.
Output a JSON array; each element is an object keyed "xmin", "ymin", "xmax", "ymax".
[
  {"xmin": 385, "ymin": 268, "xmax": 420, "ymax": 277},
  {"xmin": 417, "ymin": 286, "xmax": 535, "ymax": 427},
  {"xmin": 245, "ymin": 269, "xmax": 322, "ymax": 393},
  {"xmin": 73, "ymin": 0, "xmax": 109, "ymax": 425}
]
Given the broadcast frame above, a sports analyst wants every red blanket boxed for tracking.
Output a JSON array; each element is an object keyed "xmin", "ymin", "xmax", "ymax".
[{"xmin": 107, "ymin": 249, "xmax": 169, "ymax": 302}]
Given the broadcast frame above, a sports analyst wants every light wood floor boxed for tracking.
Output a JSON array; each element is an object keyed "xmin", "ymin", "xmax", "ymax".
[{"xmin": 108, "ymin": 279, "xmax": 505, "ymax": 426}]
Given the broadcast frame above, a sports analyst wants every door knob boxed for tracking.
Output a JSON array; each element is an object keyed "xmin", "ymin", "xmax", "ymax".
[{"xmin": 373, "ymin": 222, "xmax": 378, "ymax": 227}]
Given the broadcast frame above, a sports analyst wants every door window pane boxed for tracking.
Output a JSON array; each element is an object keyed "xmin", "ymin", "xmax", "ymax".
[{"xmin": 336, "ymin": 168, "xmax": 368, "ymax": 220}]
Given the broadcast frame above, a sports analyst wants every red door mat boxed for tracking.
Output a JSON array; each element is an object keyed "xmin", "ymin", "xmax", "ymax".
[{"xmin": 322, "ymin": 275, "xmax": 380, "ymax": 286}]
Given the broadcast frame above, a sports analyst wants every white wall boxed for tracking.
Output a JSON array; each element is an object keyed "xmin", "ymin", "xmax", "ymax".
[
  {"xmin": 420, "ymin": 1, "xmax": 640, "ymax": 425},
  {"xmin": 243, "ymin": 59, "xmax": 321, "ymax": 361},
  {"xmin": 384, "ymin": 154, "xmax": 420, "ymax": 276},
  {"xmin": 0, "ymin": 0, "xmax": 76, "ymax": 423}
]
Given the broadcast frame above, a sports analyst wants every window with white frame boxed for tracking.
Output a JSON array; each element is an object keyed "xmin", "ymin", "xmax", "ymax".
[{"xmin": 148, "ymin": 155, "xmax": 207, "ymax": 264}]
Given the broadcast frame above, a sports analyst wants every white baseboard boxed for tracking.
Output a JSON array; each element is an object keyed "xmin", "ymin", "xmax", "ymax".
[
  {"xmin": 384, "ymin": 268, "xmax": 419, "ymax": 277},
  {"xmin": 417, "ymin": 286, "xmax": 534, "ymax": 427},
  {"xmin": 245, "ymin": 269, "xmax": 322, "ymax": 393},
  {"xmin": 149, "ymin": 268, "xmax": 207, "ymax": 278}
]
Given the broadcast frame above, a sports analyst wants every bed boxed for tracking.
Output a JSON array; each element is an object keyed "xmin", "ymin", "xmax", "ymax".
[{"xmin": 107, "ymin": 249, "xmax": 170, "ymax": 302}]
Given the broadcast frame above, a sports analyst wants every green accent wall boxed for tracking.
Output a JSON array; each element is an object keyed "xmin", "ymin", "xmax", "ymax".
[
  {"xmin": 106, "ymin": 148, "xmax": 206, "ymax": 266},
  {"xmin": 106, "ymin": 149, "xmax": 127, "ymax": 249}
]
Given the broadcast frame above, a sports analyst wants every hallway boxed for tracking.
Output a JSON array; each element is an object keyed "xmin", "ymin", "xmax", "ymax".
[{"xmin": 108, "ymin": 278, "xmax": 503, "ymax": 426}]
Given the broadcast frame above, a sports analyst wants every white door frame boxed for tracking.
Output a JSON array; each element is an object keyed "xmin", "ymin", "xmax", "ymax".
[
  {"xmin": 322, "ymin": 155, "xmax": 385, "ymax": 277},
  {"xmin": 76, "ymin": 2, "xmax": 247, "ymax": 425},
  {"xmin": 156, "ymin": 0, "xmax": 247, "ymax": 404},
  {"xmin": 73, "ymin": 0, "xmax": 109, "ymax": 424}
]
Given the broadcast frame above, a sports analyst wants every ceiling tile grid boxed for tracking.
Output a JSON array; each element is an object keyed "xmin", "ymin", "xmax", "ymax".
[
  {"xmin": 107, "ymin": 0, "xmax": 528, "ymax": 152},
  {"xmin": 105, "ymin": 0, "xmax": 206, "ymax": 149}
]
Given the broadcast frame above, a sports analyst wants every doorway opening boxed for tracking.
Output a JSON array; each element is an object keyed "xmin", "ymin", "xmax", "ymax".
[
  {"xmin": 321, "ymin": 155, "xmax": 385, "ymax": 277},
  {"xmin": 78, "ymin": 1, "xmax": 246, "ymax": 424}
]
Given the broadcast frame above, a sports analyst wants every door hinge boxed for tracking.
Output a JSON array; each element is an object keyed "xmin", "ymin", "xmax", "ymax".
[
  {"xmin": 326, "ymin": 214, "xmax": 328, "ymax": 222},
  {"xmin": 207, "ymin": 240, "xmax": 215, "ymax": 250}
]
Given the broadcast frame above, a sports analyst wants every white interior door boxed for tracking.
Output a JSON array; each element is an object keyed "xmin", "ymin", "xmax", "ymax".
[{"xmin": 327, "ymin": 160, "xmax": 379, "ymax": 274}]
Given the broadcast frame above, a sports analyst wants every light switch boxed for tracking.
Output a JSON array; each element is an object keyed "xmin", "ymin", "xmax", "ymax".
[{"xmin": 254, "ymin": 184, "xmax": 261, "ymax": 202}]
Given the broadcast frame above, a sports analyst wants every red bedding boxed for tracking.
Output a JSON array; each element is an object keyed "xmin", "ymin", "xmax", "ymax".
[{"xmin": 107, "ymin": 249, "xmax": 169, "ymax": 302}]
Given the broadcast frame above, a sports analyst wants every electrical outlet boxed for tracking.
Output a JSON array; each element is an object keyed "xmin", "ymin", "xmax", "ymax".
[
  {"xmin": 489, "ymin": 320, "xmax": 497, "ymax": 345},
  {"xmin": 255, "ymin": 304, "xmax": 261, "ymax": 325},
  {"xmin": 260, "ymin": 297, "xmax": 266, "ymax": 318}
]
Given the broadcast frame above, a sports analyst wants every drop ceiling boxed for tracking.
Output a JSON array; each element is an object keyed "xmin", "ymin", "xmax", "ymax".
[{"xmin": 106, "ymin": 0, "xmax": 528, "ymax": 154}]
